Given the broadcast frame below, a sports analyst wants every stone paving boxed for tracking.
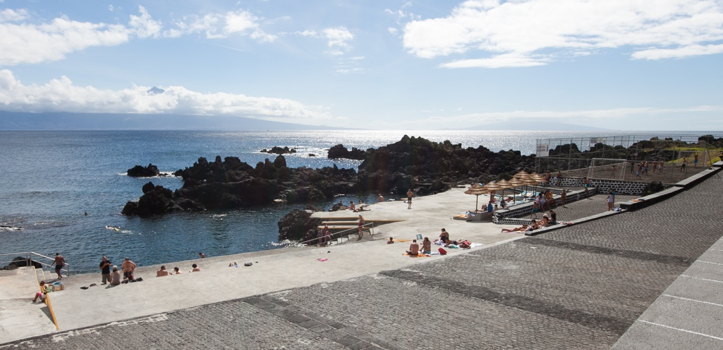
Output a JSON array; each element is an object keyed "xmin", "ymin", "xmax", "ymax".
[{"xmin": 3, "ymin": 176, "xmax": 721, "ymax": 349}]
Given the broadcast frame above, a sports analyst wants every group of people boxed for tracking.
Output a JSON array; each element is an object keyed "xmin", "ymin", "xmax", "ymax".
[
  {"xmin": 502, "ymin": 209, "xmax": 557, "ymax": 233},
  {"xmin": 97, "ymin": 254, "xmax": 204, "ymax": 286},
  {"xmin": 530, "ymin": 190, "xmax": 557, "ymax": 219},
  {"xmin": 156, "ymin": 264, "xmax": 200, "ymax": 277}
]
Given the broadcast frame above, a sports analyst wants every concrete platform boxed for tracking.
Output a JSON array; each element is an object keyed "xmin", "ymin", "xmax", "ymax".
[
  {"xmin": 0, "ymin": 188, "xmax": 523, "ymax": 345},
  {"xmin": 3, "ymin": 172, "xmax": 722, "ymax": 348}
]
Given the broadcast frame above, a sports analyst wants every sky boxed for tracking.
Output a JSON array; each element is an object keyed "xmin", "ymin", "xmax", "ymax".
[{"xmin": 0, "ymin": 0, "xmax": 722, "ymax": 131}]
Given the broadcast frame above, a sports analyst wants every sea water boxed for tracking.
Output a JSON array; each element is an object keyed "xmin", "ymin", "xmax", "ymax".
[{"xmin": 0, "ymin": 129, "xmax": 718, "ymax": 273}]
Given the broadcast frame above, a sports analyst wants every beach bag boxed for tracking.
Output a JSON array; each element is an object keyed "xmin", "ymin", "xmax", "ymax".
[{"xmin": 438, "ymin": 248, "xmax": 447, "ymax": 255}]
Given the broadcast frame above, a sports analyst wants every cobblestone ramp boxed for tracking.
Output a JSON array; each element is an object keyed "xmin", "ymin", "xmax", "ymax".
[{"xmin": 4, "ymin": 176, "xmax": 721, "ymax": 349}]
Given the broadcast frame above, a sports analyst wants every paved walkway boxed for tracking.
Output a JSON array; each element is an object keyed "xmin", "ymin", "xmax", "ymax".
[{"xmin": 2, "ymin": 174, "xmax": 722, "ymax": 349}]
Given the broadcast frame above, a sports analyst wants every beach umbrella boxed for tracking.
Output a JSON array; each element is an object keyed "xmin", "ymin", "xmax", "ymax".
[
  {"xmin": 530, "ymin": 173, "xmax": 547, "ymax": 196},
  {"xmin": 514, "ymin": 170, "xmax": 531, "ymax": 179},
  {"xmin": 464, "ymin": 183, "xmax": 487, "ymax": 211},
  {"xmin": 481, "ymin": 182, "xmax": 503, "ymax": 207},
  {"xmin": 496, "ymin": 179, "xmax": 512, "ymax": 201},
  {"xmin": 506, "ymin": 177, "xmax": 524, "ymax": 204}
]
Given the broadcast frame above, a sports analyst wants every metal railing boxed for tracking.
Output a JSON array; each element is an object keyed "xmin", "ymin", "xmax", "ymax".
[
  {"xmin": 298, "ymin": 222, "xmax": 377, "ymax": 246},
  {"xmin": 0, "ymin": 251, "xmax": 70, "ymax": 277}
]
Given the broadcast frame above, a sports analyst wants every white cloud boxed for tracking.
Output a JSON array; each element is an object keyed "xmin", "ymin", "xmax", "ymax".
[
  {"xmin": 0, "ymin": 69, "xmax": 332, "ymax": 120},
  {"xmin": 441, "ymin": 53, "xmax": 549, "ymax": 68},
  {"xmin": 129, "ymin": 6, "xmax": 162, "ymax": 39},
  {"xmin": 0, "ymin": 16, "xmax": 130, "ymax": 66},
  {"xmin": 290, "ymin": 27, "xmax": 355, "ymax": 55},
  {"xmin": 169, "ymin": 10, "xmax": 276, "ymax": 41},
  {"xmin": 323, "ymin": 27, "xmax": 353, "ymax": 50},
  {"xmin": 632, "ymin": 43, "xmax": 723, "ymax": 60},
  {"xmin": 388, "ymin": 27, "xmax": 398, "ymax": 35},
  {"xmin": 403, "ymin": 0, "xmax": 723, "ymax": 68},
  {"xmin": 0, "ymin": 9, "xmax": 27, "ymax": 22},
  {"xmin": 0, "ymin": 7, "xmax": 276, "ymax": 66}
]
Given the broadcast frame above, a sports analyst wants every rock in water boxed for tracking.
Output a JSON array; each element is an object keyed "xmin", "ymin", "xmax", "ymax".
[
  {"xmin": 127, "ymin": 164, "xmax": 160, "ymax": 177},
  {"xmin": 277, "ymin": 209, "xmax": 320, "ymax": 242}
]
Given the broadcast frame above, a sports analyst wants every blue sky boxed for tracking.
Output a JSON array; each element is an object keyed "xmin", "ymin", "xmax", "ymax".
[{"xmin": 1, "ymin": 0, "xmax": 722, "ymax": 130}]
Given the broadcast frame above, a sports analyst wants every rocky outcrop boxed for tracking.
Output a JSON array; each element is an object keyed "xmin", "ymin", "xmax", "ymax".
[
  {"xmin": 127, "ymin": 164, "xmax": 160, "ymax": 177},
  {"xmin": 123, "ymin": 155, "xmax": 359, "ymax": 217},
  {"xmin": 3, "ymin": 256, "xmax": 42, "ymax": 270},
  {"xmin": 261, "ymin": 146, "xmax": 297, "ymax": 155},
  {"xmin": 355, "ymin": 135, "xmax": 536, "ymax": 194},
  {"xmin": 327, "ymin": 144, "xmax": 366, "ymax": 160},
  {"xmin": 277, "ymin": 209, "xmax": 321, "ymax": 242},
  {"xmin": 123, "ymin": 136, "xmax": 538, "ymax": 218}
]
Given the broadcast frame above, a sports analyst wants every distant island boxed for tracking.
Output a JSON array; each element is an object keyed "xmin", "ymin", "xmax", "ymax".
[{"xmin": 0, "ymin": 111, "xmax": 348, "ymax": 131}]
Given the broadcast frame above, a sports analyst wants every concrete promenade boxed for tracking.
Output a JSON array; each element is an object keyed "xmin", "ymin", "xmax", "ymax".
[{"xmin": 2, "ymin": 172, "xmax": 723, "ymax": 349}]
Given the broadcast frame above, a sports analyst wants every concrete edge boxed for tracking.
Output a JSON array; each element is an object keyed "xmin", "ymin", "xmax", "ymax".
[
  {"xmin": 524, "ymin": 210, "xmax": 622, "ymax": 236},
  {"xmin": 619, "ymin": 166, "xmax": 722, "ymax": 212}
]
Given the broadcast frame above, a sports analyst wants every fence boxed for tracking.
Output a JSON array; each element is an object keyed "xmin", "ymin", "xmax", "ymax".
[{"xmin": 535, "ymin": 135, "xmax": 717, "ymax": 184}]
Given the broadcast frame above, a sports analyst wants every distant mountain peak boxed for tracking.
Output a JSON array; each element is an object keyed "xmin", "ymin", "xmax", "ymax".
[{"xmin": 147, "ymin": 87, "xmax": 165, "ymax": 95}]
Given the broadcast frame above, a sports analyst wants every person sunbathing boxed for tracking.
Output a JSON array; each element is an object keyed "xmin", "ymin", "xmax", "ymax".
[
  {"xmin": 501, "ymin": 225, "xmax": 529, "ymax": 233},
  {"xmin": 539, "ymin": 215, "xmax": 550, "ymax": 227},
  {"xmin": 439, "ymin": 228, "xmax": 450, "ymax": 244},
  {"xmin": 406, "ymin": 240, "xmax": 420, "ymax": 256},
  {"xmin": 421, "ymin": 237, "xmax": 431, "ymax": 253},
  {"xmin": 156, "ymin": 265, "xmax": 170, "ymax": 277}
]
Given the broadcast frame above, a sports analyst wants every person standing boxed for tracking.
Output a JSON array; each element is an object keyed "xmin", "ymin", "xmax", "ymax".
[
  {"xmin": 51, "ymin": 253, "xmax": 65, "ymax": 280},
  {"xmin": 606, "ymin": 191, "xmax": 614, "ymax": 211},
  {"xmin": 99, "ymin": 256, "xmax": 112, "ymax": 285},
  {"xmin": 560, "ymin": 189, "xmax": 567, "ymax": 208},
  {"xmin": 121, "ymin": 257, "xmax": 136, "ymax": 281},
  {"xmin": 406, "ymin": 189, "xmax": 414, "ymax": 209}
]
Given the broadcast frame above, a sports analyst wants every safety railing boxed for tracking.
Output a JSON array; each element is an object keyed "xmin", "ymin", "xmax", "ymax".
[
  {"xmin": 298, "ymin": 222, "xmax": 377, "ymax": 246},
  {"xmin": 0, "ymin": 251, "xmax": 70, "ymax": 277}
]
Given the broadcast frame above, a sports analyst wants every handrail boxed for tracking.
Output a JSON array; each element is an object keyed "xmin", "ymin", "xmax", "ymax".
[
  {"xmin": 33, "ymin": 267, "xmax": 59, "ymax": 330},
  {"xmin": 0, "ymin": 252, "xmax": 70, "ymax": 277},
  {"xmin": 298, "ymin": 222, "xmax": 376, "ymax": 246},
  {"xmin": 29, "ymin": 252, "xmax": 71, "ymax": 277}
]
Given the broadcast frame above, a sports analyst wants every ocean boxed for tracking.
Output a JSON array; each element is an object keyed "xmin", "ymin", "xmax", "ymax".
[{"xmin": 1, "ymin": 129, "xmax": 719, "ymax": 273}]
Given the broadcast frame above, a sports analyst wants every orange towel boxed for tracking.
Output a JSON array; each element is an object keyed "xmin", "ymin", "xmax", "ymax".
[{"xmin": 403, "ymin": 253, "xmax": 430, "ymax": 257}]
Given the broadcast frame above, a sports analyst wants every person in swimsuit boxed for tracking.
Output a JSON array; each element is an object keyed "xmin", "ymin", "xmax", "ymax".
[
  {"xmin": 357, "ymin": 215, "xmax": 365, "ymax": 240},
  {"xmin": 51, "ymin": 253, "xmax": 65, "ymax": 280},
  {"xmin": 406, "ymin": 240, "xmax": 419, "ymax": 256},
  {"xmin": 439, "ymin": 228, "xmax": 450, "ymax": 244},
  {"xmin": 607, "ymin": 191, "xmax": 614, "ymax": 211},
  {"xmin": 421, "ymin": 237, "xmax": 431, "ymax": 254},
  {"xmin": 406, "ymin": 189, "xmax": 413, "ymax": 209}
]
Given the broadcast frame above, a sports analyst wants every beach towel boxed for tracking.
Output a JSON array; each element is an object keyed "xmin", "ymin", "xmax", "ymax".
[
  {"xmin": 393, "ymin": 238, "xmax": 411, "ymax": 242},
  {"xmin": 403, "ymin": 253, "xmax": 430, "ymax": 257}
]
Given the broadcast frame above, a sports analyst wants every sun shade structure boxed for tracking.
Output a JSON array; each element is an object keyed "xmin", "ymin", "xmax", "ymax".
[
  {"xmin": 505, "ymin": 177, "xmax": 525, "ymax": 205},
  {"xmin": 464, "ymin": 183, "xmax": 487, "ymax": 211}
]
